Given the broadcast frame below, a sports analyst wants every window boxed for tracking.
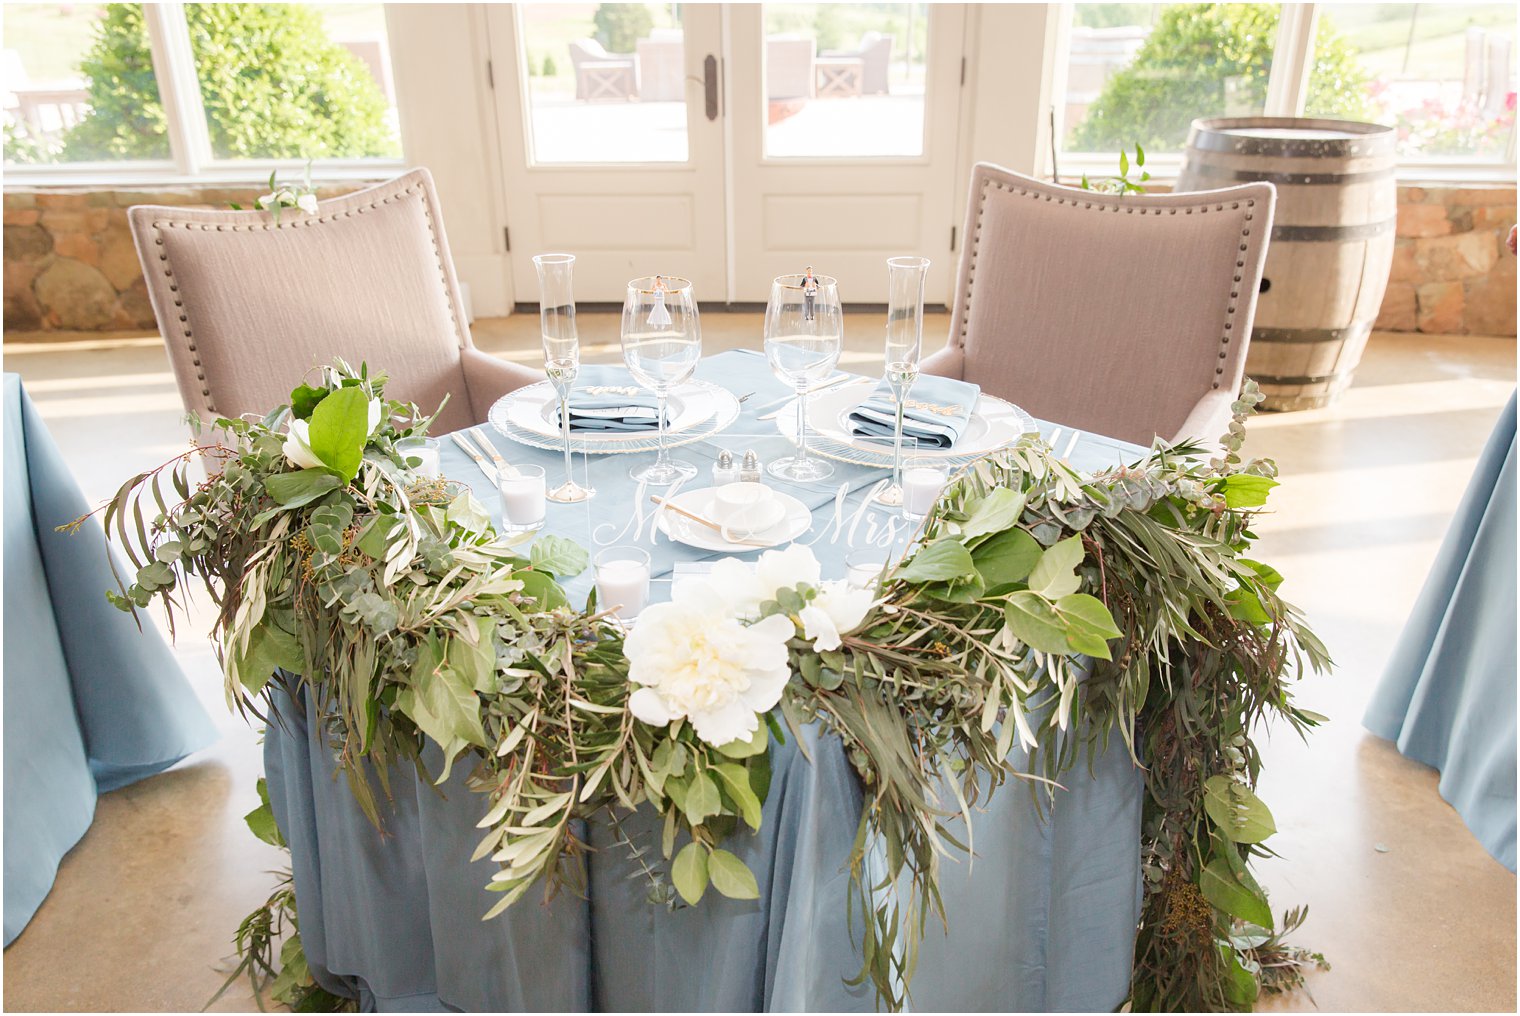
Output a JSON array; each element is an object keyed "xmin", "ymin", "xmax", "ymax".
[
  {"xmin": 2, "ymin": 2, "xmax": 402, "ymax": 180},
  {"xmin": 1307, "ymin": 4, "xmax": 1516, "ymax": 164},
  {"xmin": 762, "ymin": 3, "xmax": 928, "ymax": 159},
  {"xmin": 1057, "ymin": 2, "xmax": 1517, "ymax": 177},
  {"xmin": 517, "ymin": 3, "xmax": 689, "ymax": 164}
]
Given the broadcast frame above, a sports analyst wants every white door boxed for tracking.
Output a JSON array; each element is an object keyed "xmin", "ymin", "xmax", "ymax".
[
  {"xmin": 724, "ymin": 3, "xmax": 967, "ymax": 303},
  {"xmin": 488, "ymin": 4, "xmax": 728, "ymax": 301}
]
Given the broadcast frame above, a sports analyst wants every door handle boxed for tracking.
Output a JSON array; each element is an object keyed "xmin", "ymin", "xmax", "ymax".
[{"xmin": 703, "ymin": 54, "xmax": 720, "ymax": 121}]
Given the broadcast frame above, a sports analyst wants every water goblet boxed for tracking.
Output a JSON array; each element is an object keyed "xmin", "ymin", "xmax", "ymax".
[
  {"xmin": 764, "ymin": 268, "xmax": 843, "ymax": 482},
  {"xmin": 621, "ymin": 275, "xmax": 702, "ymax": 485}
]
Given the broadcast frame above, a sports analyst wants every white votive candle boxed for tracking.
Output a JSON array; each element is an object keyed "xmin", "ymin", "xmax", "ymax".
[
  {"xmin": 498, "ymin": 464, "xmax": 547, "ymax": 532},
  {"xmin": 902, "ymin": 464, "xmax": 948, "ymax": 520},
  {"xmin": 595, "ymin": 547, "xmax": 651, "ymax": 621},
  {"xmin": 397, "ymin": 437, "xmax": 442, "ymax": 479},
  {"xmin": 845, "ymin": 549, "xmax": 888, "ymax": 590}
]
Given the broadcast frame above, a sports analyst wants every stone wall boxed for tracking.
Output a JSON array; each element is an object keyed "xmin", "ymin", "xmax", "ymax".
[
  {"xmin": 3, "ymin": 184, "xmax": 362, "ymax": 333},
  {"xmin": 4, "ymin": 181, "xmax": 1516, "ymax": 336},
  {"xmin": 1376, "ymin": 185, "xmax": 1517, "ymax": 337}
]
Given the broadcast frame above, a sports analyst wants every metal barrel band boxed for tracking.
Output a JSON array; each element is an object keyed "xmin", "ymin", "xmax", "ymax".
[
  {"xmin": 1270, "ymin": 220, "xmax": 1396, "ymax": 242},
  {"xmin": 1252, "ymin": 322, "xmax": 1375, "ymax": 345},
  {"xmin": 1181, "ymin": 162, "xmax": 1395, "ymax": 187}
]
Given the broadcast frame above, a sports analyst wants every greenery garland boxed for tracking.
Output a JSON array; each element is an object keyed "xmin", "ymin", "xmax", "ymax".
[{"xmin": 84, "ymin": 361, "xmax": 1329, "ymax": 1012}]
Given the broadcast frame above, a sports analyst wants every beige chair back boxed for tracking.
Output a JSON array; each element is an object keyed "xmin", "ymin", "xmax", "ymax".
[
  {"xmin": 129, "ymin": 168, "xmax": 523, "ymax": 434},
  {"xmin": 929, "ymin": 163, "xmax": 1276, "ymax": 446}
]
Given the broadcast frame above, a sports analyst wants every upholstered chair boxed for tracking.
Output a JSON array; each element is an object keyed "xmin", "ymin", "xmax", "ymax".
[
  {"xmin": 921, "ymin": 163, "xmax": 1276, "ymax": 447},
  {"xmin": 128, "ymin": 168, "xmax": 539, "ymax": 435}
]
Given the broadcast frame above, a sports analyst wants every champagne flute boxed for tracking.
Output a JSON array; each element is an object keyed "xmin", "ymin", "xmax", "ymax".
[
  {"xmin": 622, "ymin": 275, "xmax": 701, "ymax": 485},
  {"xmin": 535, "ymin": 253, "xmax": 594, "ymax": 503},
  {"xmin": 874, "ymin": 256, "xmax": 930, "ymax": 507},
  {"xmin": 764, "ymin": 268, "xmax": 843, "ymax": 482}
]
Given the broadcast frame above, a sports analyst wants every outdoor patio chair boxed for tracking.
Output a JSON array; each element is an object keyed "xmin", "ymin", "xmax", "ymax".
[
  {"xmin": 569, "ymin": 38, "xmax": 638, "ymax": 102},
  {"xmin": 921, "ymin": 163, "xmax": 1276, "ymax": 446},
  {"xmin": 766, "ymin": 36, "xmax": 816, "ymax": 100},
  {"xmin": 127, "ymin": 168, "xmax": 539, "ymax": 436},
  {"xmin": 824, "ymin": 31, "xmax": 893, "ymax": 95}
]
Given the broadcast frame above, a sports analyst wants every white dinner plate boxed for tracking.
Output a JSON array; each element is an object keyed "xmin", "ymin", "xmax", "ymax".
[
  {"xmin": 776, "ymin": 382, "xmax": 1037, "ymax": 466},
  {"xmin": 489, "ymin": 378, "xmax": 740, "ymax": 455},
  {"xmin": 655, "ymin": 487, "xmax": 813, "ymax": 553}
]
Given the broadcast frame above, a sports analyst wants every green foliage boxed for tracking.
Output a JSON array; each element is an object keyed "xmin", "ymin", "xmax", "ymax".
[
  {"xmin": 88, "ymin": 361, "xmax": 1328, "ymax": 1013},
  {"xmin": 1070, "ymin": 4, "xmax": 1375, "ymax": 153},
  {"xmin": 592, "ymin": 3, "xmax": 654, "ymax": 54},
  {"xmin": 1079, "ymin": 143, "xmax": 1152, "ymax": 194},
  {"xmin": 542, "ymin": 54, "xmax": 558, "ymax": 77},
  {"xmin": 63, "ymin": 3, "xmax": 397, "ymax": 162}
]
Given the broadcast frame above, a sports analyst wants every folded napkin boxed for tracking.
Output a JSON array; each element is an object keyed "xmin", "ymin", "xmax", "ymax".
[
  {"xmin": 846, "ymin": 374, "xmax": 981, "ymax": 449},
  {"xmin": 563, "ymin": 366, "xmax": 666, "ymax": 432}
]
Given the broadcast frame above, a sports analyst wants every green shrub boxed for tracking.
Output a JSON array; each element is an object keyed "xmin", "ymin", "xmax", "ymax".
[
  {"xmin": 593, "ymin": 3, "xmax": 653, "ymax": 54},
  {"xmin": 543, "ymin": 54, "xmax": 558, "ymax": 77},
  {"xmin": 63, "ymin": 3, "xmax": 398, "ymax": 162},
  {"xmin": 1069, "ymin": 3, "xmax": 1374, "ymax": 152}
]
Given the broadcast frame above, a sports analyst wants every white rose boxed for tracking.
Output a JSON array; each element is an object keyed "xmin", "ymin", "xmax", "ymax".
[
  {"xmin": 281, "ymin": 419, "xmax": 324, "ymax": 470},
  {"xmin": 798, "ymin": 580, "xmax": 874, "ymax": 651},
  {"xmin": 624, "ymin": 578, "xmax": 797, "ymax": 747},
  {"xmin": 296, "ymin": 192, "xmax": 319, "ymax": 215}
]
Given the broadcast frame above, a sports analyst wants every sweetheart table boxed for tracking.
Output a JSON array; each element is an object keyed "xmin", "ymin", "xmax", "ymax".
[{"xmin": 264, "ymin": 350, "xmax": 1148, "ymax": 1011}]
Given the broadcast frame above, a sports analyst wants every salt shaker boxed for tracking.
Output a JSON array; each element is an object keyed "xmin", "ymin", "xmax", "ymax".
[
  {"xmin": 739, "ymin": 449, "xmax": 763, "ymax": 484},
  {"xmin": 711, "ymin": 449, "xmax": 738, "ymax": 486}
]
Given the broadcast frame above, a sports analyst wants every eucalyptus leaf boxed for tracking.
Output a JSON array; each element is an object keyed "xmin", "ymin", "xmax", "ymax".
[
  {"xmin": 1203, "ymin": 775, "xmax": 1277, "ymax": 843},
  {"xmin": 264, "ymin": 469, "xmax": 341, "ymax": 508}
]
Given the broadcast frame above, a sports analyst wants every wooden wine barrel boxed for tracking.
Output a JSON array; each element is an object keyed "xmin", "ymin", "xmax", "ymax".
[{"xmin": 1177, "ymin": 117, "xmax": 1397, "ymax": 411}]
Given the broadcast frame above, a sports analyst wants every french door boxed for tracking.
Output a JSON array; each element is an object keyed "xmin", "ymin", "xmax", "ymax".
[
  {"xmin": 487, "ymin": 4, "xmax": 728, "ymax": 299},
  {"xmin": 490, "ymin": 4, "xmax": 967, "ymax": 305}
]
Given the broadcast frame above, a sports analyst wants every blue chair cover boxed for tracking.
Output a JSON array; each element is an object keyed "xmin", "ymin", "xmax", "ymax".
[
  {"xmin": 3, "ymin": 374, "xmax": 217, "ymax": 945},
  {"xmin": 1364, "ymin": 391, "xmax": 1517, "ymax": 871}
]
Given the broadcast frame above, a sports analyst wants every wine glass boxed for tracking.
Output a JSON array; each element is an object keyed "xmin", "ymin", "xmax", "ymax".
[
  {"xmin": 534, "ymin": 253, "xmax": 594, "ymax": 503},
  {"xmin": 874, "ymin": 256, "xmax": 930, "ymax": 507},
  {"xmin": 764, "ymin": 269, "xmax": 843, "ymax": 482},
  {"xmin": 621, "ymin": 275, "xmax": 702, "ymax": 485}
]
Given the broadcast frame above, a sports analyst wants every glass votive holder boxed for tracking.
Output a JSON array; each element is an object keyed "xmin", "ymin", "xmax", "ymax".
[
  {"xmin": 845, "ymin": 548, "xmax": 889, "ymax": 590},
  {"xmin": 901, "ymin": 458, "xmax": 949, "ymax": 522},
  {"xmin": 396, "ymin": 436, "xmax": 442, "ymax": 479},
  {"xmin": 595, "ymin": 546, "xmax": 651, "ymax": 622},
  {"xmin": 498, "ymin": 463, "xmax": 547, "ymax": 533}
]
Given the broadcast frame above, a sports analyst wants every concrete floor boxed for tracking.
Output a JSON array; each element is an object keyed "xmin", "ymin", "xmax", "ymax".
[{"xmin": 2, "ymin": 316, "xmax": 1515, "ymax": 1011}]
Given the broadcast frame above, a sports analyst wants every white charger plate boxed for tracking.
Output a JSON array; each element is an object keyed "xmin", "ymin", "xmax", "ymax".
[
  {"xmin": 655, "ymin": 487, "xmax": 812, "ymax": 553},
  {"xmin": 489, "ymin": 378, "xmax": 740, "ymax": 455},
  {"xmin": 778, "ymin": 382, "xmax": 1036, "ymax": 467}
]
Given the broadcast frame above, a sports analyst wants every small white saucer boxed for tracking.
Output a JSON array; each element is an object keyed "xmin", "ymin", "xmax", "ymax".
[{"xmin": 655, "ymin": 487, "xmax": 812, "ymax": 552}]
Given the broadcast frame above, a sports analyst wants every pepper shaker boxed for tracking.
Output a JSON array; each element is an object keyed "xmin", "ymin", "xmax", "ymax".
[
  {"xmin": 711, "ymin": 449, "xmax": 738, "ymax": 486},
  {"xmin": 739, "ymin": 449, "xmax": 763, "ymax": 484}
]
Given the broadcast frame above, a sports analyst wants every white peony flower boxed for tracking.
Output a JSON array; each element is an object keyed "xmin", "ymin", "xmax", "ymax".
[
  {"xmin": 296, "ymin": 192, "xmax": 319, "ymax": 215},
  {"xmin": 703, "ymin": 544, "xmax": 823, "ymax": 619},
  {"xmin": 624, "ymin": 577, "xmax": 797, "ymax": 747},
  {"xmin": 756, "ymin": 543, "xmax": 821, "ymax": 596},
  {"xmin": 282, "ymin": 419, "xmax": 324, "ymax": 469},
  {"xmin": 798, "ymin": 580, "xmax": 874, "ymax": 651}
]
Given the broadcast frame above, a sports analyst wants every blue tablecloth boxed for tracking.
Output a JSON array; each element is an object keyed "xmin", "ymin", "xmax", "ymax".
[
  {"xmin": 263, "ymin": 350, "xmax": 1148, "ymax": 1010},
  {"xmin": 1364, "ymin": 392, "xmax": 1517, "ymax": 871},
  {"xmin": 3, "ymin": 373, "xmax": 217, "ymax": 946}
]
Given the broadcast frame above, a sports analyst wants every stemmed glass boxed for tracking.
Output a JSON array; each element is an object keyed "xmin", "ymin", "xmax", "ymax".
[
  {"xmin": 764, "ymin": 268, "xmax": 843, "ymax": 482},
  {"xmin": 621, "ymin": 275, "xmax": 702, "ymax": 485},
  {"xmin": 534, "ymin": 254, "xmax": 594, "ymax": 503},
  {"xmin": 874, "ymin": 256, "xmax": 930, "ymax": 507}
]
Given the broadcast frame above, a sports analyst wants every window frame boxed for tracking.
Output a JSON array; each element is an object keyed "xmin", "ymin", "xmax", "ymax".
[
  {"xmin": 1052, "ymin": 1, "xmax": 1519, "ymax": 186},
  {"xmin": 2, "ymin": 1, "xmax": 405, "ymax": 185}
]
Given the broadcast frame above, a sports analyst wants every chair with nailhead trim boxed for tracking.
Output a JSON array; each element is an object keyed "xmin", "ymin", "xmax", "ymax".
[
  {"xmin": 921, "ymin": 163, "xmax": 1276, "ymax": 446},
  {"xmin": 128, "ymin": 168, "xmax": 540, "ymax": 435}
]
